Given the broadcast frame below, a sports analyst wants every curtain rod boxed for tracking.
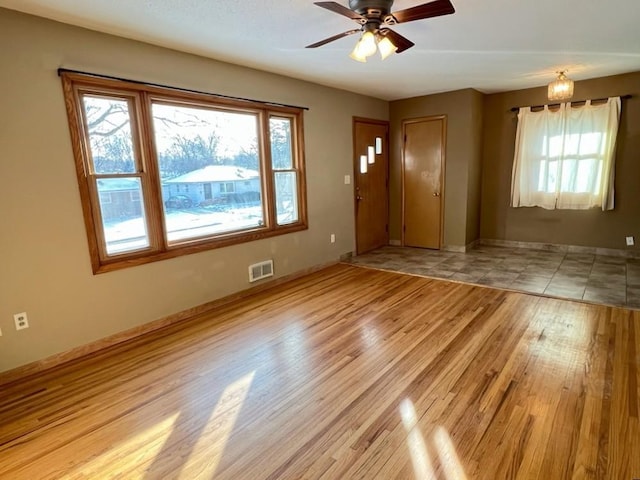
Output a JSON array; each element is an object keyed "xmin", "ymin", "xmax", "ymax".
[
  {"xmin": 57, "ymin": 68, "xmax": 310, "ymax": 111},
  {"xmin": 510, "ymin": 94, "xmax": 632, "ymax": 113}
]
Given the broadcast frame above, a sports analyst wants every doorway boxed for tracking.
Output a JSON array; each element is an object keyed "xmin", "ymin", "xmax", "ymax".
[
  {"xmin": 402, "ymin": 115, "xmax": 446, "ymax": 249},
  {"xmin": 353, "ymin": 117, "xmax": 389, "ymax": 255}
]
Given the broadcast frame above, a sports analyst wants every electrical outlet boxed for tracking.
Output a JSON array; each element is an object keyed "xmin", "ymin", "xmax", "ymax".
[
  {"xmin": 344, "ymin": 175, "xmax": 351, "ymax": 185},
  {"xmin": 626, "ymin": 236, "xmax": 635, "ymax": 246},
  {"xmin": 14, "ymin": 312, "xmax": 29, "ymax": 330},
  {"xmin": 330, "ymin": 233, "xmax": 336, "ymax": 243}
]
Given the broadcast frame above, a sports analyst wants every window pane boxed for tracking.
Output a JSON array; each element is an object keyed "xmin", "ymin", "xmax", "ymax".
[
  {"xmin": 270, "ymin": 117, "xmax": 293, "ymax": 169},
  {"xmin": 152, "ymin": 103, "xmax": 264, "ymax": 243},
  {"xmin": 578, "ymin": 132, "xmax": 601, "ymax": 155},
  {"xmin": 541, "ymin": 160, "xmax": 558, "ymax": 193},
  {"xmin": 96, "ymin": 178, "xmax": 150, "ymax": 255},
  {"xmin": 547, "ymin": 135, "xmax": 563, "ymax": 158},
  {"xmin": 83, "ymin": 96, "xmax": 136, "ymax": 174},
  {"xmin": 360, "ymin": 155, "xmax": 368, "ymax": 174},
  {"xmin": 275, "ymin": 172, "xmax": 298, "ymax": 225}
]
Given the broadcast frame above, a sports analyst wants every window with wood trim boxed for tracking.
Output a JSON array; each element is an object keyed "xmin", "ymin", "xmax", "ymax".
[{"xmin": 61, "ymin": 73, "xmax": 307, "ymax": 273}]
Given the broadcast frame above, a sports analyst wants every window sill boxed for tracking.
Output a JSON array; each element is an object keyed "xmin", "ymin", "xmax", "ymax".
[{"xmin": 92, "ymin": 222, "xmax": 308, "ymax": 274}]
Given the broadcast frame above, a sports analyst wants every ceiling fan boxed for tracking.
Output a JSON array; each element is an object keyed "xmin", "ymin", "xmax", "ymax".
[{"xmin": 306, "ymin": 0, "xmax": 455, "ymax": 62}]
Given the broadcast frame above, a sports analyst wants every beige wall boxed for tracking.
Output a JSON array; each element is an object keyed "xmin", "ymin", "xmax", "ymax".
[
  {"xmin": 481, "ymin": 72, "xmax": 640, "ymax": 251},
  {"xmin": 0, "ymin": 9, "xmax": 387, "ymax": 372},
  {"xmin": 465, "ymin": 89, "xmax": 484, "ymax": 245},
  {"xmin": 389, "ymin": 89, "xmax": 483, "ymax": 248}
]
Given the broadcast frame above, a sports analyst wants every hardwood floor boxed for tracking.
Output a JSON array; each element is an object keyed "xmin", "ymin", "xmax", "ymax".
[{"xmin": 0, "ymin": 264, "xmax": 638, "ymax": 479}]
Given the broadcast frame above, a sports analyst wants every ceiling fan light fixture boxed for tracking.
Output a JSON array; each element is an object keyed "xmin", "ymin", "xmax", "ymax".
[
  {"xmin": 548, "ymin": 71, "xmax": 574, "ymax": 101},
  {"xmin": 309, "ymin": 0, "xmax": 456, "ymax": 59},
  {"xmin": 377, "ymin": 35, "xmax": 397, "ymax": 60}
]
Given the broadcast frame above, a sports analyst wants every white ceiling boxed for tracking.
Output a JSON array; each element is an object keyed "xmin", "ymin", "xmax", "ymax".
[{"xmin": 2, "ymin": 0, "xmax": 640, "ymax": 100}]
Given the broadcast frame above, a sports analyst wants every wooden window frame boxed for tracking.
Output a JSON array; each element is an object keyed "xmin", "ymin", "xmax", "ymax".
[
  {"xmin": 269, "ymin": 114, "xmax": 304, "ymax": 226},
  {"xmin": 61, "ymin": 72, "xmax": 308, "ymax": 274}
]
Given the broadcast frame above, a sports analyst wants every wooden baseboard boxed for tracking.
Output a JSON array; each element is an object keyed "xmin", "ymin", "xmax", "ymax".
[{"xmin": 0, "ymin": 261, "xmax": 337, "ymax": 387}]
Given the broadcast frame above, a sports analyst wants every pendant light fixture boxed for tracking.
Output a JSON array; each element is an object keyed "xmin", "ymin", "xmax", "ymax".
[{"xmin": 548, "ymin": 71, "xmax": 574, "ymax": 102}]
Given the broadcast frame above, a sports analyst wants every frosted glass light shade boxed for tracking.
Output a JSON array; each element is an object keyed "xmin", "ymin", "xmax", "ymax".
[
  {"xmin": 349, "ymin": 40, "xmax": 368, "ymax": 62},
  {"xmin": 378, "ymin": 36, "xmax": 397, "ymax": 60},
  {"xmin": 548, "ymin": 72, "xmax": 574, "ymax": 101},
  {"xmin": 349, "ymin": 32, "xmax": 377, "ymax": 62},
  {"xmin": 359, "ymin": 31, "xmax": 377, "ymax": 57}
]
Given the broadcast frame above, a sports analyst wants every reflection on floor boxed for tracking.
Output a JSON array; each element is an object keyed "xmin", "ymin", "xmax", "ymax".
[{"xmin": 349, "ymin": 245, "xmax": 640, "ymax": 310}]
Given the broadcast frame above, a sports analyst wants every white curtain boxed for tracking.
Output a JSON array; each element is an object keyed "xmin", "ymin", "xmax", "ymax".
[{"xmin": 511, "ymin": 97, "xmax": 621, "ymax": 210}]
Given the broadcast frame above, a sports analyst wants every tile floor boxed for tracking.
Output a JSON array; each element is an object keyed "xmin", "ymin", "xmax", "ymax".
[{"xmin": 349, "ymin": 245, "xmax": 640, "ymax": 310}]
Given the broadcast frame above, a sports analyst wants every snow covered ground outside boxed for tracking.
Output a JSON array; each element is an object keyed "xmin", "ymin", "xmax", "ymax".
[{"xmin": 104, "ymin": 206, "xmax": 264, "ymax": 254}]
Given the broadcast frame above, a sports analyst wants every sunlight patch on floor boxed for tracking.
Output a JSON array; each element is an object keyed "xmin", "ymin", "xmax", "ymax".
[
  {"xmin": 76, "ymin": 412, "xmax": 181, "ymax": 478},
  {"xmin": 400, "ymin": 399, "xmax": 469, "ymax": 480},
  {"xmin": 434, "ymin": 426, "xmax": 468, "ymax": 480},
  {"xmin": 400, "ymin": 398, "xmax": 436, "ymax": 480},
  {"xmin": 180, "ymin": 370, "xmax": 256, "ymax": 478}
]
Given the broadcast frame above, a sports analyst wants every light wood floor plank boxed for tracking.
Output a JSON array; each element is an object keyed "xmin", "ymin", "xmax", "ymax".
[{"xmin": 0, "ymin": 264, "xmax": 638, "ymax": 479}]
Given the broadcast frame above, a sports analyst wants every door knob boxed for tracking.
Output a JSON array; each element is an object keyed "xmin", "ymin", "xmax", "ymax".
[
  {"xmin": 357, "ymin": 195, "xmax": 364, "ymax": 201},
  {"xmin": 433, "ymin": 192, "xmax": 440, "ymax": 197}
]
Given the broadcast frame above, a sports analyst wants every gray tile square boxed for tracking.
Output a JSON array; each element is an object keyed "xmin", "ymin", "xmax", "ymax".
[
  {"xmin": 476, "ymin": 271, "xmax": 519, "ymax": 288},
  {"xmin": 557, "ymin": 262, "xmax": 593, "ymax": 275},
  {"xmin": 626, "ymin": 286, "xmax": 640, "ymax": 308},
  {"xmin": 523, "ymin": 264, "xmax": 558, "ymax": 278},
  {"xmin": 590, "ymin": 264, "xmax": 626, "ymax": 276},
  {"xmin": 456, "ymin": 264, "xmax": 493, "ymax": 275},
  {"xmin": 564, "ymin": 253, "xmax": 596, "ymax": 263},
  {"xmin": 587, "ymin": 274, "xmax": 626, "ymax": 290},
  {"xmin": 510, "ymin": 274, "xmax": 551, "ymax": 294},
  {"xmin": 544, "ymin": 283, "xmax": 586, "ymax": 300},
  {"xmin": 426, "ymin": 268, "xmax": 457, "ymax": 279},
  {"xmin": 399, "ymin": 265, "xmax": 438, "ymax": 276},
  {"xmin": 594, "ymin": 255, "xmax": 627, "ymax": 265},
  {"xmin": 499, "ymin": 261, "xmax": 529, "ymax": 273},
  {"xmin": 438, "ymin": 259, "xmax": 469, "ymax": 270},
  {"xmin": 627, "ymin": 265, "xmax": 640, "ymax": 287},
  {"xmin": 451, "ymin": 271, "xmax": 489, "ymax": 283},
  {"xmin": 548, "ymin": 274, "xmax": 588, "ymax": 288},
  {"xmin": 583, "ymin": 287, "xmax": 626, "ymax": 306},
  {"xmin": 556, "ymin": 271, "xmax": 592, "ymax": 281}
]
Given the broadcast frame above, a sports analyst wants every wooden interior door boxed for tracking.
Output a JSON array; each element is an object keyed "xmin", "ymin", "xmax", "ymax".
[
  {"xmin": 402, "ymin": 116, "xmax": 446, "ymax": 249},
  {"xmin": 354, "ymin": 118, "xmax": 389, "ymax": 255}
]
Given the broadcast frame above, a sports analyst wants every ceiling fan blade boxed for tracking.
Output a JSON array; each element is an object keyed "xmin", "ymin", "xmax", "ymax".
[
  {"xmin": 306, "ymin": 29, "xmax": 361, "ymax": 48},
  {"xmin": 387, "ymin": 0, "xmax": 455, "ymax": 24},
  {"xmin": 380, "ymin": 29, "xmax": 415, "ymax": 53},
  {"xmin": 313, "ymin": 2, "xmax": 366, "ymax": 22}
]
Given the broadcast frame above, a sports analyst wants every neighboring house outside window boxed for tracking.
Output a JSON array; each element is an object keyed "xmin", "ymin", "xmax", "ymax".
[
  {"xmin": 511, "ymin": 97, "xmax": 621, "ymax": 211},
  {"xmin": 61, "ymin": 72, "xmax": 307, "ymax": 273}
]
